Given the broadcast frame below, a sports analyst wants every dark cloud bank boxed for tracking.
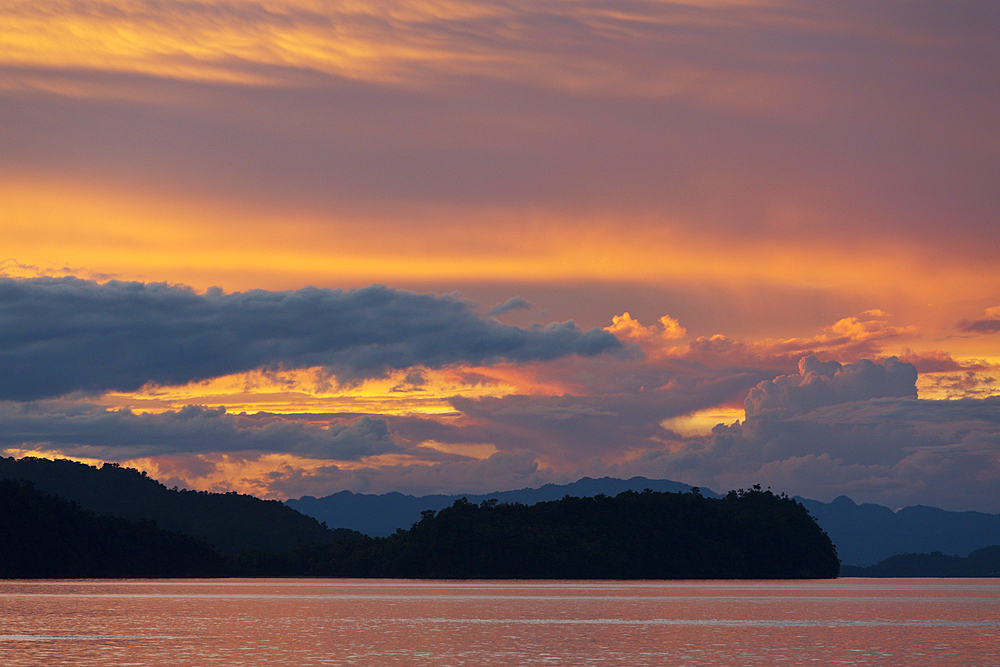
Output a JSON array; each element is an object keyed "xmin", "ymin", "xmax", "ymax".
[
  {"xmin": 1, "ymin": 277, "xmax": 996, "ymax": 511},
  {"xmin": 0, "ymin": 403, "xmax": 395, "ymax": 461},
  {"xmin": 0, "ymin": 277, "xmax": 619, "ymax": 400}
]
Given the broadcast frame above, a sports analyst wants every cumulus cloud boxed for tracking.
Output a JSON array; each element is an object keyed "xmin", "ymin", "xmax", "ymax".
[
  {"xmin": 0, "ymin": 277, "xmax": 620, "ymax": 400},
  {"xmin": 744, "ymin": 356, "xmax": 918, "ymax": 418},
  {"xmin": 609, "ymin": 394, "xmax": 1000, "ymax": 512},
  {"xmin": 0, "ymin": 402, "xmax": 398, "ymax": 460},
  {"xmin": 653, "ymin": 312, "xmax": 920, "ymax": 381},
  {"xmin": 381, "ymin": 370, "xmax": 766, "ymax": 465},
  {"xmin": 602, "ymin": 356, "xmax": 999, "ymax": 512},
  {"xmin": 606, "ymin": 312, "xmax": 687, "ymax": 352}
]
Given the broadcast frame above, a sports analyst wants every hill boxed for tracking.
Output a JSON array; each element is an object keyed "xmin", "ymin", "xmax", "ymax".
[
  {"xmin": 0, "ymin": 479, "xmax": 226, "ymax": 578},
  {"xmin": 287, "ymin": 476, "xmax": 704, "ymax": 537},
  {"xmin": 254, "ymin": 487, "xmax": 840, "ymax": 579},
  {"xmin": 288, "ymin": 477, "xmax": 1000, "ymax": 567},
  {"xmin": 841, "ymin": 545, "xmax": 1000, "ymax": 577},
  {"xmin": 798, "ymin": 495, "xmax": 1000, "ymax": 566},
  {"xmin": 0, "ymin": 456, "xmax": 349, "ymax": 554}
]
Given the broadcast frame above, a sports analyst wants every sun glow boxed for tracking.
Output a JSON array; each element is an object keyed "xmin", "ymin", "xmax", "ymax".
[
  {"xmin": 94, "ymin": 366, "xmax": 528, "ymax": 416},
  {"xmin": 5, "ymin": 175, "xmax": 994, "ymax": 312},
  {"xmin": 661, "ymin": 407, "xmax": 745, "ymax": 437}
]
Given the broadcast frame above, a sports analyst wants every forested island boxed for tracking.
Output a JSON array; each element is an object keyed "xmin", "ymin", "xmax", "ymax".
[
  {"xmin": 290, "ymin": 480, "xmax": 1000, "ymax": 567},
  {"xmin": 239, "ymin": 486, "xmax": 840, "ymax": 579},
  {"xmin": 1, "ymin": 457, "xmax": 840, "ymax": 579}
]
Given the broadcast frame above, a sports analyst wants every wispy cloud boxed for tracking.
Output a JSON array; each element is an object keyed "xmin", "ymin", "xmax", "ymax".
[{"xmin": 956, "ymin": 307, "xmax": 1000, "ymax": 335}]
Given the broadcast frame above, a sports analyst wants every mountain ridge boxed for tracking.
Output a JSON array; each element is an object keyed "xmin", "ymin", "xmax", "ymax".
[
  {"xmin": 287, "ymin": 477, "xmax": 1000, "ymax": 567},
  {"xmin": 287, "ymin": 476, "xmax": 705, "ymax": 538}
]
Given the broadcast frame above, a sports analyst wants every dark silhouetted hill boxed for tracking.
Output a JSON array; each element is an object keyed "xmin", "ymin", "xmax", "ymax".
[
  {"xmin": 841, "ymin": 545, "xmax": 1000, "ymax": 577},
  {"xmin": 0, "ymin": 457, "xmax": 353, "ymax": 554},
  {"xmin": 0, "ymin": 479, "xmax": 227, "ymax": 578},
  {"xmin": 255, "ymin": 487, "xmax": 840, "ymax": 579},
  {"xmin": 287, "ymin": 478, "xmax": 999, "ymax": 568}
]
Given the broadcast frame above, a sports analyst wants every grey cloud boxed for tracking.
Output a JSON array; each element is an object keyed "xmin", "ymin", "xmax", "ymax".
[
  {"xmin": 956, "ymin": 318, "xmax": 1000, "ymax": 334},
  {"xmin": 394, "ymin": 371, "xmax": 765, "ymax": 462},
  {"xmin": 0, "ymin": 277, "xmax": 620, "ymax": 400},
  {"xmin": 744, "ymin": 356, "xmax": 917, "ymax": 419},
  {"xmin": 255, "ymin": 377, "xmax": 1000, "ymax": 511},
  {"xmin": 584, "ymin": 357, "xmax": 999, "ymax": 512},
  {"xmin": 488, "ymin": 296, "xmax": 533, "ymax": 317},
  {"xmin": 0, "ymin": 402, "xmax": 397, "ymax": 460},
  {"xmin": 614, "ymin": 391, "xmax": 1000, "ymax": 513}
]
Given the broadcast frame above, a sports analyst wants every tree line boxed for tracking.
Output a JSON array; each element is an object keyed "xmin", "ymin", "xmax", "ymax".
[
  {"xmin": 1, "ymin": 457, "xmax": 841, "ymax": 579},
  {"xmin": 237, "ymin": 486, "xmax": 840, "ymax": 579}
]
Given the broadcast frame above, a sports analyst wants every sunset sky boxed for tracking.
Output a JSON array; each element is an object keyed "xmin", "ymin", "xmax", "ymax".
[{"xmin": 2, "ymin": 0, "xmax": 998, "ymax": 511}]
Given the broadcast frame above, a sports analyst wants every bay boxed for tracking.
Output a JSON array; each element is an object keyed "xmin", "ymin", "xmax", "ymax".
[{"xmin": 1, "ymin": 579, "xmax": 997, "ymax": 666}]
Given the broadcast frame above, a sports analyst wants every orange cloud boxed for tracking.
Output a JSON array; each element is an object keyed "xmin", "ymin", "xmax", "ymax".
[
  {"xmin": 607, "ymin": 312, "xmax": 687, "ymax": 353},
  {"xmin": 95, "ymin": 366, "xmax": 526, "ymax": 416},
  {"xmin": 0, "ymin": 0, "xmax": 838, "ymax": 108},
  {"xmin": 661, "ymin": 312, "xmax": 920, "ymax": 374},
  {"xmin": 6, "ymin": 172, "xmax": 996, "ymax": 318}
]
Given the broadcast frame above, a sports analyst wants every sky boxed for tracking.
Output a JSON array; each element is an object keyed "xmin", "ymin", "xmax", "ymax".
[{"xmin": 2, "ymin": 0, "xmax": 998, "ymax": 511}]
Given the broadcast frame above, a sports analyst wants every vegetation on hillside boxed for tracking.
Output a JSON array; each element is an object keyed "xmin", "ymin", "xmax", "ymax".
[
  {"xmin": 241, "ymin": 486, "xmax": 841, "ymax": 579},
  {"xmin": 1, "ymin": 457, "xmax": 840, "ymax": 579},
  {"xmin": 0, "ymin": 479, "xmax": 226, "ymax": 578},
  {"xmin": 0, "ymin": 456, "xmax": 349, "ymax": 553}
]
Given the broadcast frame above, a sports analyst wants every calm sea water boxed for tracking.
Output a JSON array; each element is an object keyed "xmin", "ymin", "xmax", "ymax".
[{"xmin": 1, "ymin": 579, "xmax": 997, "ymax": 666}]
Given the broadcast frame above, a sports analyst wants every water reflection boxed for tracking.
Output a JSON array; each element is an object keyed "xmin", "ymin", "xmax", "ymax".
[{"xmin": 0, "ymin": 579, "xmax": 997, "ymax": 666}]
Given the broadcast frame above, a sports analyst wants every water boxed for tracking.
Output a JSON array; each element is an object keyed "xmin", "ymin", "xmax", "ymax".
[{"xmin": 1, "ymin": 579, "xmax": 997, "ymax": 666}]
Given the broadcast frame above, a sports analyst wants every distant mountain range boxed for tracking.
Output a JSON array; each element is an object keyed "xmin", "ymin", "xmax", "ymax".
[
  {"xmin": 3, "ymin": 457, "xmax": 997, "ymax": 571},
  {"xmin": 0, "ymin": 459, "xmax": 837, "ymax": 579},
  {"xmin": 287, "ymin": 477, "xmax": 699, "ymax": 539},
  {"xmin": 796, "ymin": 495, "xmax": 1000, "ymax": 567},
  {"xmin": 287, "ymin": 477, "xmax": 1000, "ymax": 567},
  {"xmin": 841, "ymin": 545, "xmax": 1000, "ymax": 577}
]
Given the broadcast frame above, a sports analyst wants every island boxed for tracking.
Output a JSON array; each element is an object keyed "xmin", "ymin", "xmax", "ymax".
[{"xmin": 2, "ymin": 457, "xmax": 840, "ymax": 579}]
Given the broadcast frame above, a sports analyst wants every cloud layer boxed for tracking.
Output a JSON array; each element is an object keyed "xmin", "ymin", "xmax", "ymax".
[
  {"xmin": 0, "ymin": 402, "xmax": 396, "ymax": 460},
  {"xmin": 1, "ymin": 1, "xmax": 998, "ymax": 512},
  {"xmin": 0, "ymin": 277, "xmax": 619, "ymax": 400}
]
